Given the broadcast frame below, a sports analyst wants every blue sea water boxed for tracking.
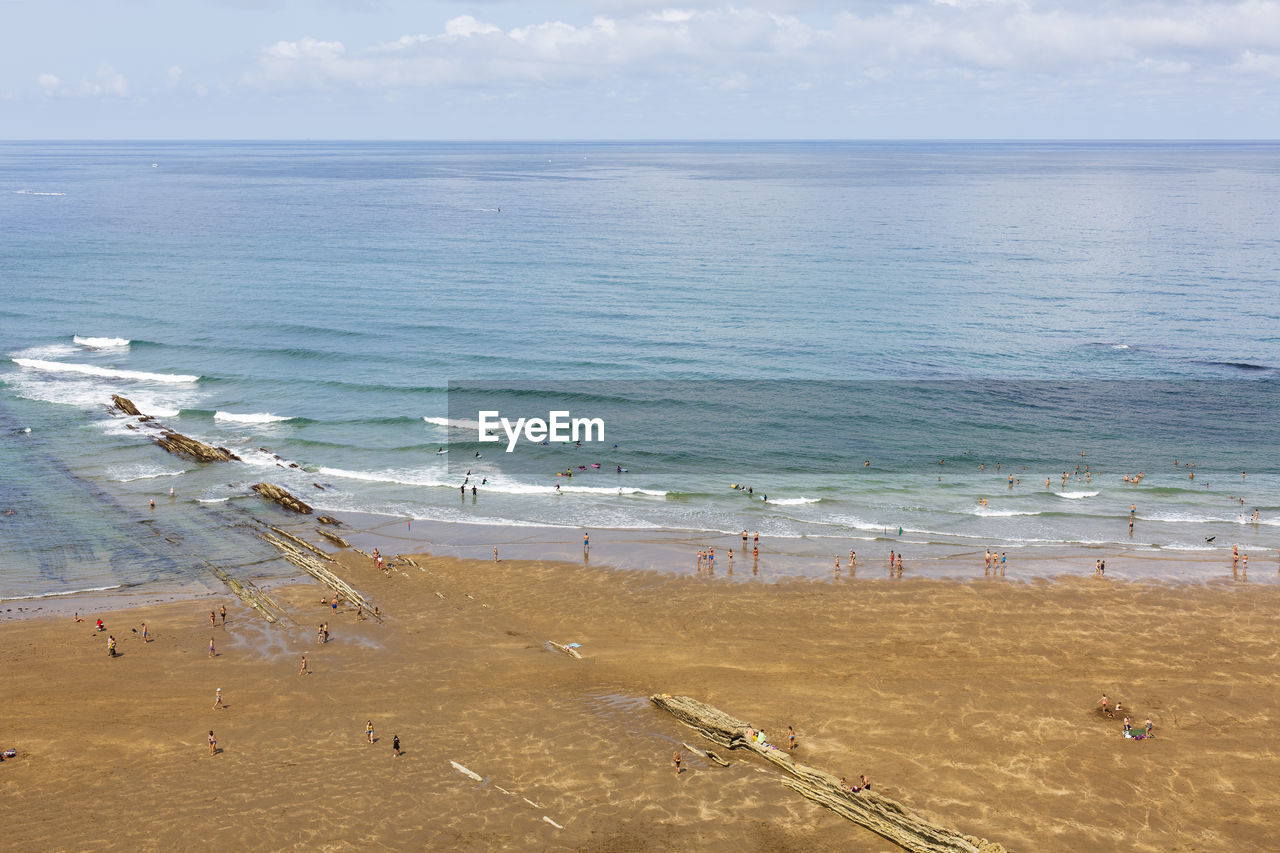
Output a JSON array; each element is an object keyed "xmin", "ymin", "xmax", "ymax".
[{"xmin": 2, "ymin": 140, "xmax": 1279, "ymax": 598}]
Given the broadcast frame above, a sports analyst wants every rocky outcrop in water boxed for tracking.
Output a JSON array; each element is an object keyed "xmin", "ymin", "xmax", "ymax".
[
  {"xmin": 317, "ymin": 515, "xmax": 341, "ymax": 526},
  {"xmin": 111, "ymin": 395, "xmax": 142, "ymax": 416},
  {"xmin": 156, "ymin": 431, "xmax": 241, "ymax": 463},
  {"xmin": 251, "ymin": 483, "xmax": 313, "ymax": 514},
  {"xmin": 110, "ymin": 395, "xmax": 240, "ymax": 462}
]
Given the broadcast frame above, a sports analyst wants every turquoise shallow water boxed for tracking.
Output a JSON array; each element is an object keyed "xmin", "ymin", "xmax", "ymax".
[{"xmin": 2, "ymin": 141, "xmax": 1279, "ymax": 597}]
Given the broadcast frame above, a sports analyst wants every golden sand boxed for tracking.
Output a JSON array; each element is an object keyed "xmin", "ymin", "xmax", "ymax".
[{"xmin": 2, "ymin": 552, "xmax": 1278, "ymax": 851}]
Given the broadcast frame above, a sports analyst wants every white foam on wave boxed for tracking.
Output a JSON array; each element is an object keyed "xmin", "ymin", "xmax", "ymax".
[
  {"xmin": 105, "ymin": 464, "xmax": 185, "ymax": 482},
  {"xmin": 3, "ymin": 369, "xmax": 199, "ymax": 415},
  {"xmin": 1056, "ymin": 490, "xmax": 1099, "ymax": 500},
  {"xmin": 1111, "ymin": 344, "xmax": 1131, "ymax": 350},
  {"xmin": 1142, "ymin": 511, "xmax": 1232, "ymax": 524},
  {"xmin": 214, "ymin": 411, "xmax": 291, "ymax": 424},
  {"xmin": 971, "ymin": 507, "xmax": 1040, "ymax": 517},
  {"xmin": 318, "ymin": 466, "xmax": 450, "ymax": 488},
  {"xmin": 485, "ymin": 477, "xmax": 667, "ymax": 497},
  {"xmin": 1, "ymin": 583, "xmax": 123, "ymax": 602},
  {"xmin": 11, "ymin": 343, "xmax": 79, "ymax": 360},
  {"xmin": 232, "ymin": 445, "xmax": 300, "ymax": 470},
  {"xmin": 13, "ymin": 189, "xmax": 67, "ymax": 197},
  {"xmin": 315, "ymin": 466, "xmax": 667, "ymax": 498},
  {"xmin": 820, "ymin": 514, "xmax": 889, "ymax": 533},
  {"xmin": 12, "ymin": 358, "xmax": 198, "ymax": 384},
  {"xmin": 423, "ymin": 416, "xmax": 484, "ymax": 431},
  {"xmin": 770, "ymin": 497, "xmax": 821, "ymax": 506},
  {"xmin": 73, "ymin": 336, "xmax": 130, "ymax": 349}
]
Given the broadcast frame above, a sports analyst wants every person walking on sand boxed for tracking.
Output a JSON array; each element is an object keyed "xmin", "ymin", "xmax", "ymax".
[
  {"xmin": 209, "ymin": 610, "xmax": 216, "ymax": 629},
  {"xmin": 208, "ymin": 730, "xmax": 217, "ymax": 756},
  {"xmin": 393, "ymin": 734, "xmax": 401, "ymax": 757},
  {"xmin": 494, "ymin": 546, "xmax": 499, "ymax": 563},
  {"xmin": 220, "ymin": 605, "xmax": 227, "ymax": 626},
  {"xmin": 366, "ymin": 721, "xmax": 375, "ymax": 744},
  {"xmin": 208, "ymin": 637, "xmax": 215, "ymax": 658},
  {"xmin": 788, "ymin": 726, "xmax": 796, "ymax": 750},
  {"xmin": 583, "ymin": 532, "xmax": 590, "ymax": 552},
  {"xmin": 213, "ymin": 688, "xmax": 224, "ymax": 710},
  {"xmin": 299, "ymin": 655, "xmax": 308, "ymax": 676},
  {"xmin": 673, "ymin": 751, "xmax": 682, "ymax": 776},
  {"xmin": 108, "ymin": 634, "xmax": 117, "ymax": 657},
  {"xmin": 141, "ymin": 622, "xmax": 148, "ymax": 643}
]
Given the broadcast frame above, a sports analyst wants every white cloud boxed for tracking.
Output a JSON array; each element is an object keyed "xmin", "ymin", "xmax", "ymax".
[
  {"xmin": 237, "ymin": 2, "xmax": 1280, "ymax": 99},
  {"xmin": 36, "ymin": 65, "xmax": 130, "ymax": 98}
]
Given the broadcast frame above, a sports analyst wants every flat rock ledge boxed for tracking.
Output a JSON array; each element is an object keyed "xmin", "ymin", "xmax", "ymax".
[{"xmin": 651, "ymin": 694, "xmax": 1007, "ymax": 853}]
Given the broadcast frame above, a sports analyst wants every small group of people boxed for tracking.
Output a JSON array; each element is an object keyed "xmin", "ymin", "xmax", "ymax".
[
  {"xmin": 1121, "ymin": 715, "xmax": 1154, "ymax": 738},
  {"xmin": 840, "ymin": 774, "xmax": 872, "ymax": 793},
  {"xmin": 1093, "ymin": 559, "xmax": 1107, "ymax": 576},
  {"xmin": 984, "ymin": 549, "xmax": 1006, "ymax": 576}
]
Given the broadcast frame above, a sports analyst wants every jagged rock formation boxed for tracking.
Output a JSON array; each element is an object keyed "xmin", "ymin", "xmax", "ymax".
[
  {"xmin": 156, "ymin": 431, "xmax": 241, "ymax": 462},
  {"xmin": 651, "ymin": 695, "xmax": 1007, "ymax": 853},
  {"xmin": 111, "ymin": 396, "xmax": 239, "ymax": 462},
  {"xmin": 251, "ymin": 483, "xmax": 312, "ymax": 514},
  {"xmin": 317, "ymin": 515, "xmax": 341, "ymax": 526},
  {"xmin": 111, "ymin": 394, "xmax": 141, "ymax": 416}
]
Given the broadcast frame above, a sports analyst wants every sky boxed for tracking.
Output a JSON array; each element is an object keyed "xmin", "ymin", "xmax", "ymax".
[{"xmin": 1, "ymin": 0, "xmax": 1278, "ymax": 139}]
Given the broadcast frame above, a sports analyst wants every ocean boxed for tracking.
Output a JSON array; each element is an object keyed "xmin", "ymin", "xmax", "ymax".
[{"xmin": 2, "ymin": 140, "xmax": 1278, "ymax": 599}]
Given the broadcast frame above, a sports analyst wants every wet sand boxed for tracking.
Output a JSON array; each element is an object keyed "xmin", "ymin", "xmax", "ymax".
[{"xmin": 2, "ymin": 549, "xmax": 1278, "ymax": 851}]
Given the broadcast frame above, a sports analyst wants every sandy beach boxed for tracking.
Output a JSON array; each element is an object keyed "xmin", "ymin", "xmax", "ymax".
[{"xmin": 3, "ymin": 545, "xmax": 1279, "ymax": 851}]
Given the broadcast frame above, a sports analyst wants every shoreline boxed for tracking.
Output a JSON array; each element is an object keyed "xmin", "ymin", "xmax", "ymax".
[{"xmin": 4, "ymin": 503, "xmax": 1275, "ymax": 622}]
